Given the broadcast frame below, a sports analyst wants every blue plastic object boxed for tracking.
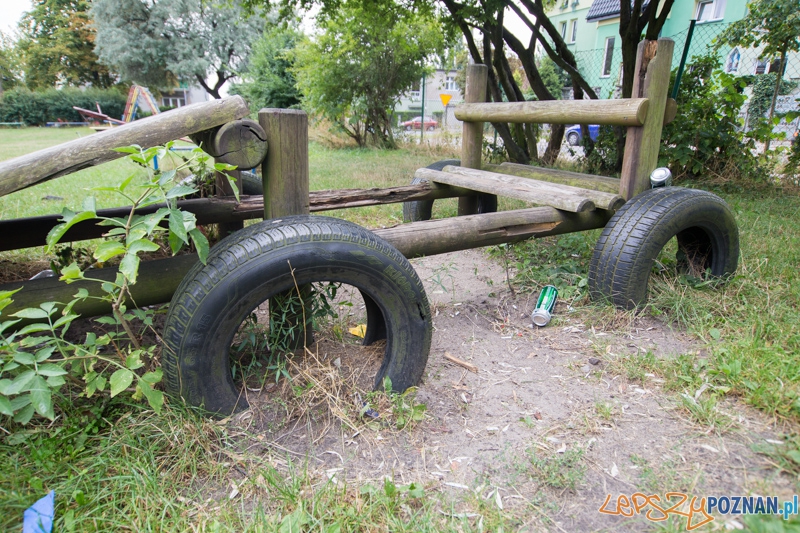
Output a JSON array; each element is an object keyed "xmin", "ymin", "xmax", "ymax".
[
  {"xmin": 22, "ymin": 490, "xmax": 54, "ymax": 533},
  {"xmin": 565, "ymin": 124, "xmax": 600, "ymax": 145}
]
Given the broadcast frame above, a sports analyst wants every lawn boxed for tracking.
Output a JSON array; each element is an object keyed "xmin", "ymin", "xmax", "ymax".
[{"xmin": 2, "ymin": 126, "xmax": 800, "ymax": 531}]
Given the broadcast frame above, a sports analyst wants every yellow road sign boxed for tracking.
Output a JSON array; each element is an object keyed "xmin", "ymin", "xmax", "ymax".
[{"xmin": 439, "ymin": 94, "xmax": 452, "ymax": 107}]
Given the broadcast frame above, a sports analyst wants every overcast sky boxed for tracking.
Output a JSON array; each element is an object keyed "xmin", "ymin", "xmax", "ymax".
[{"xmin": 1, "ymin": 0, "xmax": 30, "ymax": 36}]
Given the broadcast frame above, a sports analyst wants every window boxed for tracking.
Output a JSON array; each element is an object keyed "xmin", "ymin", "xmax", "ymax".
[
  {"xmin": 602, "ymin": 37, "xmax": 615, "ymax": 77},
  {"xmin": 755, "ymin": 57, "xmax": 768, "ymax": 75},
  {"xmin": 560, "ymin": 21, "xmax": 567, "ymax": 40},
  {"xmin": 696, "ymin": 0, "xmax": 726, "ymax": 22},
  {"xmin": 726, "ymin": 48, "xmax": 740, "ymax": 73},
  {"xmin": 570, "ymin": 19, "xmax": 578, "ymax": 43},
  {"xmin": 409, "ymin": 79, "xmax": 421, "ymax": 100},
  {"xmin": 444, "ymin": 76, "xmax": 457, "ymax": 91},
  {"xmin": 161, "ymin": 96, "xmax": 185, "ymax": 108}
]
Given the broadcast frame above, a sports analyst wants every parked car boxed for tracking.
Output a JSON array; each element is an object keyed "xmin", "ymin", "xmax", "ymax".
[
  {"xmin": 401, "ymin": 116, "xmax": 438, "ymax": 131},
  {"xmin": 565, "ymin": 124, "xmax": 600, "ymax": 146}
]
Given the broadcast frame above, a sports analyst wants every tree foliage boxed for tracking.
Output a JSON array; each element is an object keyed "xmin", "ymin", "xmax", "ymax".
[
  {"xmin": 0, "ymin": 32, "xmax": 22, "ymax": 94},
  {"xmin": 92, "ymin": 0, "xmax": 265, "ymax": 98},
  {"xmin": 229, "ymin": 23, "xmax": 302, "ymax": 110},
  {"xmin": 292, "ymin": 2, "xmax": 445, "ymax": 148},
  {"xmin": 16, "ymin": 0, "xmax": 116, "ymax": 89}
]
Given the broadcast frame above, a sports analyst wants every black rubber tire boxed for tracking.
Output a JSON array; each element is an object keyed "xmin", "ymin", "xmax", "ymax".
[
  {"xmin": 567, "ymin": 132, "xmax": 580, "ymax": 146},
  {"xmin": 588, "ymin": 187, "xmax": 739, "ymax": 310},
  {"xmin": 162, "ymin": 215, "xmax": 432, "ymax": 414},
  {"xmin": 402, "ymin": 159, "xmax": 498, "ymax": 222},
  {"xmin": 240, "ymin": 170, "xmax": 263, "ymax": 195}
]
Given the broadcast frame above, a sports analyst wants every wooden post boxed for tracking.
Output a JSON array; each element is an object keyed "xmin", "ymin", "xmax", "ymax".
[
  {"xmin": 460, "ymin": 64, "xmax": 488, "ymax": 216},
  {"xmin": 619, "ymin": 38, "xmax": 675, "ymax": 200},
  {"xmin": 258, "ymin": 109, "xmax": 309, "ymax": 218},
  {"xmin": 258, "ymin": 109, "xmax": 311, "ymax": 349}
]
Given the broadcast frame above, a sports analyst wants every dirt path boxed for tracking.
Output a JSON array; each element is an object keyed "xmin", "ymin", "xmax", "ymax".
[{"xmin": 237, "ymin": 249, "xmax": 794, "ymax": 531}]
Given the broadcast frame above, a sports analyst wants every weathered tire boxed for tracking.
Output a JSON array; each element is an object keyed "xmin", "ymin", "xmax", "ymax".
[
  {"xmin": 588, "ymin": 187, "xmax": 739, "ymax": 309},
  {"xmin": 402, "ymin": 159, "xmax": 498, "ymax": 222},
  {"xmin": 162, "ymin": 216, "xmax": 432, "ymax": 414},
  {"xmin": 240, "ymin": 170, "xmax": 263, "ymax": 195}
]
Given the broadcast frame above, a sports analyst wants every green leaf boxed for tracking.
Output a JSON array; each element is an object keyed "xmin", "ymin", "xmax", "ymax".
[
  {"xmin": 114, "ymin": 146, "xmax": 142, "ymax": 154},
  {"xmin": 46, "ymin": 375, "xmax": 66, "ymax": 388},
  {"xmin": 11, "ymin": 307, "xmax": 49, "ymax": 320},
  {"xmin": 168, "ymin": 208, "xmax": 188, "ymax": 243},
  {"xmin": 6, "ymin": 370, "xmax": 36, "ymax": 395},
  {"xmin": 168, "ymin": 230, "xmax": 183, "ymax": 255},
  {"xmin": 141, "ymin": 369, "xmax": 162, "ymax": 384},
  {"xmin": 120, "ymin": 253, "xmax": 141, "ymax": 284},
  {"xmin": 60, "ymin": 262, "xmax": 85, "ymax": 282},
  {"xmin": 0, "ymin": 396, "xmax": 13, "ymax": 416},
  {"xmin": 94, "ymin": 241, "xmax": 127, "ymax": 262},
  {"xmin": 38, "ymin": 364, "xmax": 67, "ymax": 377},
  {"xmin": 189, "ymin": 228, "xmax": 210, "ymax": 264},
  {"xmin": 13, "ymin": 351, "xmax": 36, "ymax": 365},
  {"xmin": 95, "ymin": 316, "xmax": 118, "ymax": 325},
  {"xmin": 29, "ymin": 376, "xmax": 54, "ymax": 420},
  {"xmin": 165, "ymin": 185, "xmax": 197, "ymax": 199},
  {"xmin": 138, "ymin": 381, "xmax": 164, "ymax": 414},
  {"xmin": 126, "ymin": 353, "xmax": 145, "ymax": 371},
  {"xmin": 46, "ymin": 210, "xmax": 97, "ymax": 250},
  {"xmin": 109, "ymin": 368, "xmax": 134, "ymax": 397},
  {"xmin": 34, "ymin": 346, "xmax": 55, "ymax": 362},
  {"xmin": 126, "ymin": 238, "xmax": 160, "ymax": 255},
  {"xmin": 17, "ymin": 323, "xmax": 52, "ymax": 335},
  {"xmin": 158, "ymin": 169, "xmax": 177, "ymax": 187},
  {"xmin": 709, "ymin": 328, "xmax": 721, "ymax": 340},
  {"xmin": 13, "ymin": 403, "xmax": 34, "ymax": 424}
]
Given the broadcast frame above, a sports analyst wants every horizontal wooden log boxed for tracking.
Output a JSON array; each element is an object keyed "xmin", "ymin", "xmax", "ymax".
[
  {"xmin": 0, "ymin": 96, "xmax": 250, "ymax": 198},
  {"xmin": 484, "ymin": 162, "xmax": 621, "ymax": 195},
  {"xmin": 440, "ymin": 165, "xmax": 623, "ymax": 211},
  {"xmin": 0, "ymin": 183, "xmax": 474, "ymax": 251},
  {"xmin": 454, "ymin": 98, "xmax": 649, "ymax": 126},
  {"xmin": 1, "ymin": 206, "xmax": 612, "ymax": 324},
  {"xmin": 417, "ymin": 166, "xmax": 598, "ymax": 212}
]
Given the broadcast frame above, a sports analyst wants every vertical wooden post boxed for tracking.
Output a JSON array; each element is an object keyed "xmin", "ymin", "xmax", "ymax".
[
  {"xmin": 619, "ymin": 38, "xmax": 674, "ymax": 200},
  {"xmin": 460, "ymin": 64, "xmax": 488, "ymax": 216},
  {"xmin": 258, "ymin": 109, "xmax": 310, "ymax": 218},
  {"xmin": 215, "ymin": 169, "xmax": 242, "ymax": 238},
  {"xmin": 258, "ymin": 109, "xmax": 311, "ymax": 350}
]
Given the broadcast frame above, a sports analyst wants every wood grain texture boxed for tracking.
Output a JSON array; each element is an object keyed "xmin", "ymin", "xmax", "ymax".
[
  {"xmin": 259, "ymin": 108, "xmax": 310, "ymax": 217},
  {"xmin": 460, "ymin": 64, "xmax": 488, "ymax": 216},
  {"xmin": 455, "ymin": 98, "xmax": 649, "ymax": 126},
  {"xmin": 619, "ymin": 39, "xmax": 675, "ymax": 200},
  {"xmin": 0, "ymin": 96, "xmax": 250, "ymax": 198},
  {"xmin": 414, "ymin": 166, "xmax": 598, "ymax": 213},
  {"xmin": 486, "ymin": 162, "xmax": 621, "ymax": 194}
]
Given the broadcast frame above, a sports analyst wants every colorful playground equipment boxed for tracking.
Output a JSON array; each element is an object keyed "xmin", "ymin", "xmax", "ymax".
[{"xmin": 72, "ymin": 84, "xmax": 161, "ymax": 127}]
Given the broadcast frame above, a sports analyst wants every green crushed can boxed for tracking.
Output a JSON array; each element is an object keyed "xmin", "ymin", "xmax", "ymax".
[{"xmin": 532, "ymin": 285, "xmax": 558, "ymax": 327}]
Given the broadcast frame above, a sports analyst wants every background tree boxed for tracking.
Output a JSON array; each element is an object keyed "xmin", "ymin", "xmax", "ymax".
[
  {"xmin": 716, "ymin": 0, "xmax": 800, "ymax": 151},
  {"xmin": 0, "ymin": 32, "xmax": 22, "ymax": 95},
  {"xmin": 16, "ymin": 0, "xmax": 116, "ymax": 89},
  {"xmin": 292, "ymin": 2, "xmax": 445, "ymax": 148},
  {"xmin": 92, "ymin": 0, "xmax": 264, "ymax": 98},
  {"xmin": 229, "ymin": 23, "xmax": 302, "ymax": 110}
]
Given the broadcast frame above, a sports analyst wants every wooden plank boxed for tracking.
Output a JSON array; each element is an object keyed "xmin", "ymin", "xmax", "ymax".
[
  {"xmin": 0, "ymin": 96, "xmax": 250, "ymax": 198},
  {"xmin": 485, "ymin": 162, "xmax": 621, "ymax": 194},
  {"xmin": 0, "ymin": 183, "xmax": 476, "ymax": 252},
  {"xmin": 441, "ymin": 165, "xmax": 623, "ymax": 211},
  {"xmin": 455, "ymin": 98, "xmax": 649, "ymax": 126},
  {"xmin": 259, "ymin": 108, "xmax": 309, "ymax": 218},
  {"xmin": 1, "ymin": 206, "xmax": 613, "ymax": 324},
  {"xmin": 460, "ymin": 64, "xmax": 488, "ymax": 216},
  {"xmin": 416, "ymin": 166, "xmax": 600, "ymax": 212},
  {"xmin": 619, "ymin": 39, "xmax": 675, "ymax": 199}
]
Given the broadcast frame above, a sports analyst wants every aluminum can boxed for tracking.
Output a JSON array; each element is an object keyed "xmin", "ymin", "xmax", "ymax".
[{"xmin": 532, "ymin": 285, "xmax": 558, "ymax": 327}]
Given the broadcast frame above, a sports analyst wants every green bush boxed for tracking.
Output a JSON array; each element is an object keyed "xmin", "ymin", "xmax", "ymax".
[{"xmin": 0, "ymin": 87, "xmax": 127, "ymax": 126}]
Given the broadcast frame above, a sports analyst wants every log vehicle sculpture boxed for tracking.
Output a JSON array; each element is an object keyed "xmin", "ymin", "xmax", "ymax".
[{"xmin": 0, "ymin": 39, "xmax": 738, "ymax": 415}]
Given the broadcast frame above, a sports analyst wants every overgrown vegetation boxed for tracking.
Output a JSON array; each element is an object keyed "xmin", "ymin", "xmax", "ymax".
[{"xmin": 0, "ymin": 86, "xmax": 126, "ymax": 125}]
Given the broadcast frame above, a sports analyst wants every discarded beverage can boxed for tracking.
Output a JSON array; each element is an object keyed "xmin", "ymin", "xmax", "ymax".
[
  {"xmin": 532, "ymin": 285, "xmax": 558, "ymax": 327},
  {"xmin": 649, "ymin": 167, "xmax": 672, "ymax": 188}
]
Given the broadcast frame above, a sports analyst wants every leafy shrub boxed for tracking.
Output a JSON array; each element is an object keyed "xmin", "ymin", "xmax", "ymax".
[
  {"xmin": 659, "ymin": 54, "xmax": 768, "ymax": 182},
  {"xmin": 0, "ymin": 87, "xmax": 127, "ymax": 125}
]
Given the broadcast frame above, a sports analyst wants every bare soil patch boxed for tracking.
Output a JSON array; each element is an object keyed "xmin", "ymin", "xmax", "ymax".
[{"xmin": 219, "ymin": 248, "xmax": 796, "ymax": 531}]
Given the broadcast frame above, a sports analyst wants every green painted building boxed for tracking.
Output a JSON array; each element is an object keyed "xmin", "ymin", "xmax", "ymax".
[{"xmin": 543, "ymin": 0, "xmax": 798, "ymax": 98}]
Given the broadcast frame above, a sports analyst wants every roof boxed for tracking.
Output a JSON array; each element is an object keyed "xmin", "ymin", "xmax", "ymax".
[{"xmin": 586, "ymin": 0, "xmax": 651, "ymax": 22}]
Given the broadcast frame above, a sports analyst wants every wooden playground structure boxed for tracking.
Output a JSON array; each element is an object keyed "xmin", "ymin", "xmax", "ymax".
[{"xmin": 0, "ymin": 39, "xmax": 739, "ymax": 414}]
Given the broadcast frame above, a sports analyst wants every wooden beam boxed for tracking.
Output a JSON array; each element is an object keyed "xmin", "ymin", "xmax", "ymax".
[
  {"xmin": 0, "ymin": 184, "xmax": 476, "ymax": 252},
  {"xmin": 455, "ymin": 98, "xmax": 649, "ymax": 126},
  {"xmin": 1, "ymin": 206, "xmax": 613, "ymax": 324},
  {"xmin": 619, "ymin": 39, "xmax": 675, "ymax": 200},
  {"xmin": 0, "ymin": 96, "xmax": 251, "ymax": 198},
  {"xmin": 460, "ymin": 64, "xmax": 488, "ymax": 216},
  {"xmin": 259, "ymin": 109, "xmax": 309, "ymax": 218},
  {"xmin": 416, "ymin": 166, "xmax": 608, "ymax": 213},
  {"xmin": 485, "ymin": 162, "xmax": 621, "ymax": 194}
]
